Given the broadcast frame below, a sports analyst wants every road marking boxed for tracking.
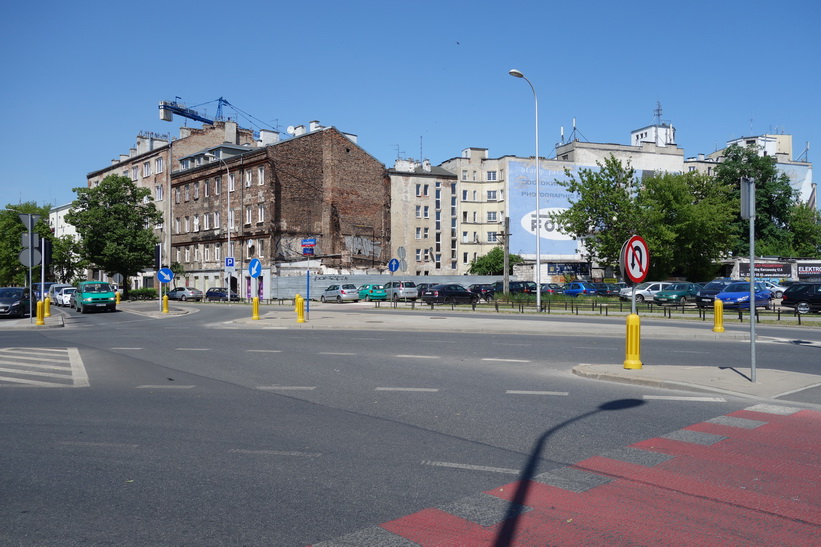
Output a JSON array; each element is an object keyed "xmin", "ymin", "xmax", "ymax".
[
  {"xmin": 421, "ymin": 461, "xmax": 519, "ymax": 475},
  {"xmin": 482, "ymin": 358, "xmax": 531, "ymax": 363},
  {"xmin": 229, "ymin": 449, "xmax": 321, "ymax": 457},
  {"xmin": 395, "ymin": 354, "xmax": 439, "ymax": 359},
  {"xmin": 257, "ymin": 385, "xmax": 316, "ymax": 391},
  {"xmin": 644, "ymin": 395, "xmax": 727, "ymax": 402},
  {"xmin": 318, "ymin": 352, "xmax": 357, "ymax": 356},
  {"xmin": 506, "ymin": 390, "xmax": 569, "ymax": 396},
  {"xmin": 136, "ymin": 385, "xmax": 195, "ymax": 389},
  {"xmin": 246, "ymin": 349, "xmax": 282, "ymax": 353},
  {"xmin": 375, "ymin": 387, "xmax": 439, "ymax": 392},
  {"xmin": 0, "ymin": 347, "xmax": 88, "ymax": 388}
]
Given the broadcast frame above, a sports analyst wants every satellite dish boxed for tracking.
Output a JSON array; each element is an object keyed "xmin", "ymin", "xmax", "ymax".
[{"xmin": 286, "ymin": 126, "xmax": 295, "ymax": 135}]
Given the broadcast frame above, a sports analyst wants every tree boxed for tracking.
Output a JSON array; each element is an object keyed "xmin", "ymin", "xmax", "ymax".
[
  {"xmin": 551, "ymin": 155, "xmax": 642, "ymax": 270},
  {"xmin": 66, "ymin": 175, "xmax": 162, "ymax": 298},
  {"xmin": 636, "ymin": 172, "xmax": 736, "ymax": 280},
  {"xmin": 713, "ymin": 144, "xmax": 796, "ymax": 256},
  {"xmin": 468, "ymin": 247, "xmax": 523, "ymax": 275},
  {"xmin": 51, "ymin": 234, "xmax": 87, "ymax": 283},
  {"xmin": 0, "ymin": 202, "xmax": 52, "ymax": 286},
  {"xmin": 786, "ymin": 202, "xmax": 821, "ymax": 258}
]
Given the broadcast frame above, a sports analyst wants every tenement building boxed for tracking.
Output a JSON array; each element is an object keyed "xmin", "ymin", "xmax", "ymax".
[{"xmin": 170, "ymin": 124, "xmax": 389, "ymax": 299}]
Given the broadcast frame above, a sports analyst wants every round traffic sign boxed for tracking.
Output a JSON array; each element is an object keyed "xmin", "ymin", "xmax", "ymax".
[
  {"xmin": 388, "ymin": 258, "xmax": 400, "ymax": 272},
  {"xmin": 623, "ymin": 235, "xmax": 650, "ymax": 283},
  {"xmin": 157, "ymin": 267, "xmax": 175, "ymax": 284}
]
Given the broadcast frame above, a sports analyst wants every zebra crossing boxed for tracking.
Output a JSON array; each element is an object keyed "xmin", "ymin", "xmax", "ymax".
[{"xmin": 0, "ymin": 347, "xmax": 89, "ymax": 388}]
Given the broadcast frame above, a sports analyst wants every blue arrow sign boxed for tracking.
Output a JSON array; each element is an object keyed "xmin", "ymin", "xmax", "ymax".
[
  {"xmin": 388, "ymin": 258, "xmax": 400, "ymax": 272},
  {"xmin": 248, "ymin": 258, "xmax": 262, "ymax": 278},
  {"xmin": 157, "ymin": 267, "xmax": 174, "ymax": 284}
]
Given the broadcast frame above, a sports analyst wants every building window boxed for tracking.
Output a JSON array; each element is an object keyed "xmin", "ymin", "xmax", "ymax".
[
  {"xmin": 245, "ymin": 205, "xmax": 252, "ymax": 225},
  {"xmin": 463, "ymin": 252, "xmax": 469, "ymax": 264},
  {"xmin": 257, "ymin": 238, "xmax": 264, "ymax": 258},
  {"xmin": 461, "ymin": 170, "xmax": 467, "ymax": 181},
  {"xmin": 415, "ymin": 227, "xmax": 422, "ymax": 239},
  {"xmin": 214, "ymin": 211, "xmax": 220, "ymax": 230},
  {"xmin": 462, "ymin": 190, "xmax": 468, "ymax": 201},
  {"xmin": 155, "ymin": 184, "xmax": 163, "ymax": 201},
  {"xmin": 415, "ymin": 184, "xmax": 422, "ymax": 196},
  {"xmin": 423, "ymin": 227, "xmax": 429, "ymax": 239},
  {"xmin": 415, "ymin": 205, "xmax": 422, "ymax": 218},
  {"xmin": 488, "ymin": 231, "xmax": 498, "ymax": 242},
  {"xmin": 487, "ymin": 190, "xmax": 497, "ymax": 201},
  {"xmin": 175, "ymin": 248, "xmax": 180, "ymax": 263},
  {"xmin": 195, "ymin": 245, "xmax": 201, "ymax": 262},
  {"xmin": 215, "ymin": 176, "xmax": 221, "ymax": 195},
  {"xmin": 184, "ymin": 184, "xmax": 190, "ymax": 201},
  {"xmin": 131, "ymin": 166, "xmax": 138, "ymax": 181},
  {"xmin": 423, "ymin": 206, "xmax": 429, "ymax": 218},
  {"xmin": 184, "ymin": 217, "xmax": 190, "ymax": 233},
  {"xmin": 229, "ymin": 174, "xmax": 236, "ymax": 192},
  {"xmin": 228, "ymin": 209, "xmax": 234, "ymax": 231},
  {"xmin": 257, "ymin": 203, "xmax": 265, "ymax": 223},
  {"xmin": 487, "ymin": 211, "xmax": 497, "ymax": 222},
  {"xmin": 204, "ymin": 245, "xmax": 210, "ymax": 262},
  {"xmin": 193, "ymin": 215, "xmax": 199, "ymax": 232},
  {"xmin": 487, "ymin": 171, "xmax": 497, "ymax": 181},
  {"xmin": 143, "ymin": 162, "xmax": 151, "ymax": 177},
  {"xmin": 258, "ymin": 166, "xmax": 265, "ymax": 185},
  {"xmin": 462, "ymin": 231, "xmax": 468, "ymax": 243},
  {"xmin": 424, "ymin": 249, "xmax": 430, "ymax": 261},
  {"xmin": 215, "ymin": 244, "xmax": 221, "ymax": 261},
  {"xmin": 204, "ymin": 179, "xmax": 210, "ymax": 197},
  {"xmin": 184, "ymin": 247, "xmax": 190, "ymax": 262},
  {"xmin": 423, "ymin": 184, "xmax": 429, "ymax": 196},
  {"xmin": 156, "ymin": 157, "xmax": 164, "ymax": 173},
  {"xmin": 174, "ymin": 217, "xmax": 180, "ymax": 234},
  {"xmin": 416, "ymin": 249, "xmax": 422, "ymax": 261},
  {"xmin": 194, "ymin": 182, "xmax": 200, "ymax": 199},
  {"xmin": 203, "ymin": 213, "xmax": 210, "ymax": 230},
  {"xmin": 244, "ymin": 170, "xmax": 252, "ymax": 188}
]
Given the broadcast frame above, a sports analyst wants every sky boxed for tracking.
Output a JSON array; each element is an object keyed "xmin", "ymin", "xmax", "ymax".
[{"xmin": 2, "ymin": 0, "xmax": 819, "ymax": 209}]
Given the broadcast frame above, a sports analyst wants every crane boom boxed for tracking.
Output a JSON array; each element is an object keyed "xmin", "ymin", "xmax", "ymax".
[{"xmin": 159, "ymin": 100, "xmax": 214, "ymax": 124}]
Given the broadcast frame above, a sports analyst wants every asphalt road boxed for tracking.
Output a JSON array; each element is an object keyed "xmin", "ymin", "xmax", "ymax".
[{"xmin": 1, "ymin": 303, "xmax": 818, "ymax": 545}]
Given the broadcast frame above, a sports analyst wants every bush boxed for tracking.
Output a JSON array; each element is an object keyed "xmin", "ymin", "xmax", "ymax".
[{"xmin": 129, "ymin": 288, "xmax": 158, "ymax": 300}]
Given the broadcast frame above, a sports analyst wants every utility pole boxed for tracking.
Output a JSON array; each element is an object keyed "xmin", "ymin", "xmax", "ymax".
[{"xmin": 503, "ymin": 216, "xmax": 510, "ymax": 294}]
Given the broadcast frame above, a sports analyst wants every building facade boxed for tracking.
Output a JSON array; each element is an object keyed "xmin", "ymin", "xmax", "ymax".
[{"xmin": 170, "ymin": 125, "xmax": 389, "ymax": 298}]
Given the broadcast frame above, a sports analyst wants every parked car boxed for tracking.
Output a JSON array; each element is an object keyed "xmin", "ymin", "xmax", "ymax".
[
  {"xmin": 760, "ymin": 280, "xmax": 787, "ymax": 298},
  {"xmin": 695, "ymin": 279, "xmax": 738, "ymax": 308},
  {"xmin": 166, "ymin": 287, "xmax": 204, "ymax": 301},
  {"xmin": 358, "ymin": 284, "xmax": 387, "ymax": 301},
  {"xmin": 31, "ymin": 282, "xmax": 58, "ymax": 301},
  {"xmin": 72, "ymin": 281, "xmax": 117, "ymax": 313},
  {"xmin": 415, "ymin": 283, "xmax": 435, "ymax": 297},
  {"xmin": 563, "ymin": 281, "xmax": 598, "ymax": 297},
  {"xmin": 383, "ymin": 281, "xmax": 418, "ymax": 302},
  {"xmin": 491, "ymin": 280, "xmax": 537, "ymax": 295},
  {"xmin": 780, "ymin": 282, "xmax": 821, "ymax": 314},
  {"xmin": 56, "ymin": 286, "xmax": 76, "ymax": 307},
  {"xmin": 320, "ymin": 284, "xmax": 360, "ymax": 303},
  {"xmin": 421, "ymin": 284, "xmax": 480, "ymax": 305},
  {"xmin": 205, "ymin": 287, "xmax": 240, "ymax": 302},
  {"xmin": 540, "ymin": 283, "xmax": 565, "ymax": 295},
  {"xmin": 652, "ymin": 282, "xmax": 701, "ymax": 305},
  {"xmin": 619, "ymin": 281, "xmax": 674, "ymax": 302},
  {"xmin": 714, "ymin": 282, "xmax": 772, "ymax": 309},
  {"xmin": 468, "ymin": 283, "xmax": 496, "ymax": 301},
  {"xmin": 47, "ymin": 283, "xmax": 73, "ymax": 303},
  {"xmin": 0, "ymin": 287, "xmax": 31, "ymax": 318},
  {"xmin": 593, "ymin": 283, "xmax": 620, "ymax": 297}
]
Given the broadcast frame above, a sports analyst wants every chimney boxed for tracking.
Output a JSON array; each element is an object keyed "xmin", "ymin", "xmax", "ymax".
[
  {"xmin": 309, "ymin": 120, "xmax": 323, "ymax": 132},
  {"xmin": 259, "ymin": 129, "xmax": 280, "ymax": 147}
]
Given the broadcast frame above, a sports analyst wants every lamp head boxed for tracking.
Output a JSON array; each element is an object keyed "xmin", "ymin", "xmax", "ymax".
[{"xmin": 508, "ymin": 69, "xmax": 524, "ymax": 78}]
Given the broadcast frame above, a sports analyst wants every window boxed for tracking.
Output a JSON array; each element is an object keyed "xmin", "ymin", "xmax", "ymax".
[
  {"xmin": 244, "ymin": 170, "xmax": 252, "ymax": 188},
  {"xmin": 415, "ymin": 205, "xmax": 422, "ymax": 218},
  {"xmin": 423, "ymin": 227, "xmax": 429, "ymax": 239},
  {"xmin": 257, "ymin": 203, "xmax": 264, "ymax": 223},
  {"xmin": 194, "ymin": 182, "xmax": 199, "ymax": 199},
  {"xmin": 229, "ymin": 173, "xmax": 236, "ymax": 192},
  {"xmin": 215, "ymin": 244, "xmax": 221, "ymax": 261},
  {"xmin": 423, "ymin": 206, "xmax": 429, "ymax": 218},
  {"xmin": 143, "ymin": 162, "xmax": 151, "ymax": 177},
  {"xmin": 193, "ymin": 215, "xmax": 199, "ymax": 232},
  {"xmin": 175, "ymin": 248, "xmax": 181, "ymax": 262},
  {"xmin": 258, "ymin": 166, "xmax": 265, "ymax": 185},
  {"xmin": 257, "ymin": 238, "xmax": 264, "ymax": 258},
  {"xmin": 203, "ymin": 213, "xmax": 210, "ymax": 230},
  {"xmin": 488, "ymin": 231, "xmax": 498, "ymax": 242},
  {"xmin": 487, "ymin": 190, "xmax": 497, "ymax": 201},
  {"xmin": 415, "ymin": 184, "xmax": 421, "ymax": 196},
  {"xmin": 184, "ymin": 217, "xmax": 190, "ymax": 233},
  {"xmin": 416, "ymin": 249, "xmax": 422, "ymax": 261},
  {"xmin": 174, "ymin": 217, "xmax": 180, "ymax": 234},
  {"xmin": 195, "ymin": 245, "xmax": 201, "ymax": 262},
  {"xmin": 214, "ymin": 211, "xmax": 220, "ymax": 230},
  {"xmin": 415, "ymin": 227, "xmax": 422, "ymax": 239},
  {"xmin": 204, "ymin": 245, "xmax": 210, "ymax": 262},
  {"xmin": 131, "ymin": 166, "xmax": 138, "ymax": 181},
  {"xmin": 184, "ymin": 247, "xmax": 190, "ymax": 262},
  {"xmin": 423, "ymin": 184, "xmax": 429, "ymax": 196},
  {"xmin": 204, "ymin": 179, "xmax": 210, "ymax": 197},
  {"xmin": 461, "ymin": 170, "xmax": 467, "ymax": 181},
  {"xmin": 487, "ymin": 211, "xmax": 497, "ymax": 222},
  {"xmin": 245, "ymin": 205, "xmax": 252, "ymax": 225},
  {"xmin": 462, "ymin": 231, "xmax": 468, "ymax": 243},
  {"xmin": 215, "ymin": 176, "xmax": 221, "ymax": 195},
  {"xmin": 155, "ymin": 184, "xmax": 163, "ymax": 201},
  {"xmin": 184, "ymin": 184, "xmax": 190, "ymax": 201},
  {"xmin": 473, "ymin": 191, "xmax": 477, "ymax": 201},
  {"xmin": 424, "ymin": 249, "xmax": 430, "ymax": 261},
  {"xmin": 487, "ymin": 171, "xmax": 497, "ymax": 181},
  {"xmin": 155, "ymin": 157, "xmax": 164, "ymax": 173},
  {"xmin": 228, "ymin": 209, "xmax": 234, "ymax": 231}
]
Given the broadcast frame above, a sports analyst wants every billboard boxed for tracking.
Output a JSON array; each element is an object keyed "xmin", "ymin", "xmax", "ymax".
[{"xmin": 508, "ymin": 160, "xmax": 595, "ymax": 257}]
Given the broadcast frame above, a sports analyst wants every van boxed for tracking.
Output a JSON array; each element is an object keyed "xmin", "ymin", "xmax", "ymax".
[{"xmin": 73, "ymin": 281, "xmax": 117, "ymax": 313}]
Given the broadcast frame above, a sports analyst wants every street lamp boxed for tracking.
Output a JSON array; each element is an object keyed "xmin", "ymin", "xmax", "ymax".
[
  {"xmin": 204, "ymin": 153, "xmax": 232, "ymax": 300},
  {"xmin": 509, "ymin": 68, "xmax": 541, "ymax": 311}
]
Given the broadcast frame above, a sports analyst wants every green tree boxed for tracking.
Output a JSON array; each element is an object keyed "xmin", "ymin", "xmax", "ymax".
[
  {"xmin": 0, "ymin": 202, "xmax": 52, "ymax": 286},
  {"xmin": 551, "ymin": 155, "xmax": 642, "ymax": 270},
  {"xmin": 713, "ymin": 144, "xmax": 796, "ymax": 256},
  {"xmin": 66, "ymin": 175, "xmax": 162, "ymax": 298},
  {"xmin": 637, "ymin": 172, "xmax": 736, "ymax": 281},
  {"xmin": 468, "ymin": 247, "xmax": 523, "ymax": 275},
  {"xmin": 786, "ymin": 202, "xmax": 821, "ymax": 257},
  {"xmin": 51, "ymin": 234, "xmax": 87, "ymax": 284}
]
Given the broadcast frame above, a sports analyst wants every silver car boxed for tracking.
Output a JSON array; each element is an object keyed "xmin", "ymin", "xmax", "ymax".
[
  {"xmin": 619, "ymin": 281, "xmax": 674, "ymax": 302},
  {"xmin": 166, "ymin": 287, "xmax": 204, "ymax": 301},
  {"xmin": 383, "ymin": 281, "xmax": 419, "ymax": 302},
  {"xmin": 320, "ymin": 284, "xmax": 360, "ymax": 303}
]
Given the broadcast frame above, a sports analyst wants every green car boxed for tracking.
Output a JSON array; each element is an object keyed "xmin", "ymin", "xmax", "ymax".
[
  {"xmin": 73, "ymin": 281, "xmax": 117, "ymax": 313},
  {"xmin": 652, "ymin": 282, "xmax": 701, "ymax": 305},
  {"xmin": 358, "ymin": 284, "xmax": 387, "ymax": 301}
]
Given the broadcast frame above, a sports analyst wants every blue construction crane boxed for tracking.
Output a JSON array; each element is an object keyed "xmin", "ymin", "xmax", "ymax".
[{"xmin": 159, "ymin": 97, "xmax": 229, "ymax": 124}]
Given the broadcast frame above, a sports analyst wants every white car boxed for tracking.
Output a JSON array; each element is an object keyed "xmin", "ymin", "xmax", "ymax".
[
  {"xmin": 760, "ymin": 281, "xmax": 786, "ymax": 298},
  {"xmin": 619, "ymin": 281, "xmax": 674, "ymax": 302},
  {"xmin": 57, "ymin": 287, "xmax": 76, "ymax": 307}
]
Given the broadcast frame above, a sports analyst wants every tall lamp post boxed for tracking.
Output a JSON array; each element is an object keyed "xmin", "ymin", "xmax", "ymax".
[
  {"xmin": 509, "ymin": 68, "xmax": 541, "ymax": 311},
  {"xmin": 205, "ymin": 153, "xmax": 232, "ymax": 302}
]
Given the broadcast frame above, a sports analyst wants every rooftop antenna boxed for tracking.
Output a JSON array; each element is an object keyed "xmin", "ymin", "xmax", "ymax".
[
  {"xmin": 420, "ymin": 136, "xmax": 423, "ymax": 162},
  {"xmin": 392, "ymin": 144, "xmax": 405, "ymax": 159},
  {"xmin": 796, "ymin": 141, "xmax": 810, "ymax": 162},
  {"xmin": 653, "ymin": 101, "xmax": 663, "ymax": 125}
]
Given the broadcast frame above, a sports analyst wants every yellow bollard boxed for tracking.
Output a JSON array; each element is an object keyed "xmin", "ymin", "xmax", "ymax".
[
  {"xmin": 296, "ymin": 294, "xmax": 305, "ymax": 323},
  {"xmin": 623, "ymin": 313, "xmax": 642, "ymax": 369},
  {"xmin": 252, "ymin": 296, "xmax": 260, "ymax": 320},
  {"xmin": 36, "ymin": 300, "xmax": 45, "ymax": 326},
  {"xmin": 162, "ymin": 294, "xmax": 169, "ymax": 314},
  {"xmin": 712, "ymin": 298, "xmax": 725, "ymax": 333},
  {"xmin": 44, "ymin": 296, "xmax": 51, "ymax": 318},
  {"xmin": 116, "ymin": 292, "xmax": 121, "ymax": 305}
]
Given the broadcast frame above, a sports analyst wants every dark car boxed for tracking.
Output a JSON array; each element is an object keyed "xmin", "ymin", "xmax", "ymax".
[
  {"xmin": 780, "ymin": 283, "xmax": 821, "ymax": 314},
  {"xmin": 166, "ymin": 287, "xmax": 204, "ymax": 301},
  {"xmin": 421, "ymin": 284, "xmax": 480, "ymax": 305},
  {"xmin": 563, "ymin": 281, "xmax": 598, "ymax": 297},
  {"xmin": 0, "ymin": 287, "xmax": 31, "ymax": 318},
  {"xmin": 491, "ymin": 281, "xmax": 537, "ymax": 295},
  {"xmin": 205, "ymin": 287, "xmax": 240, "ymax": 302},
  {"xmin": 540, "ymin": 283, "xmax": 565, "ymax": 295},
  {"xmin": 468, "ymin": 283, "xmax": 496, "ymax": 301},
  {"xmin": 593, "ymin": 283, "xmax": 620, "ymax": 297},
  {"xmin": 695, "ymin": 279, "xmax": 737, "ymax": 308}
]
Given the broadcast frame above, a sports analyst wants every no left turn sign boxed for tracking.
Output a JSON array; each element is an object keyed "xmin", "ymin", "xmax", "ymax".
[{"xmin": 622, "ymin": 235, "xmax": 650, "ymax": 284}]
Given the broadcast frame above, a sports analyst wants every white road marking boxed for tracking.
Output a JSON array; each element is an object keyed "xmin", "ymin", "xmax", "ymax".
[
  {"xmin": 421, "ymin": 461, "xmax": 519, "ymax": 475},
  {"xmin": 395, "ymin": 354, "xmax": 439, "ymax": 359},
  {"xmin": 68, "ymin": 348, "xmax": 89, "ymax": 388},
  {"xmin": 643, "ymin": 395, "xmax": 727, "ymax": 402},
  {"xmin": 136, "ymin": 385, "xmax": 195, "ymax": 389},
  {"xmin": 375, "ymin": 387, "xmax": 439, "ymax": 392},
  {"xmin": 0, "ymin": 347, "xmax": 88, "ymax": 388},
  {"xmin": 482, "ymin": 358, "xmax": 531, "ymax": 363},
  {"xmin": 257, "ymin": 385, "xmax": 316, "ymax": 391},
  {"xmin": 506, "ymin": 390, "xmax": 569, "ymax": 396}
]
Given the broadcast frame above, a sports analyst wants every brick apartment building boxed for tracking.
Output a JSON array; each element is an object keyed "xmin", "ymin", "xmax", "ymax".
[{"xmin": 170, "ymin": 124, "xmax": 390, "ymax": 298}]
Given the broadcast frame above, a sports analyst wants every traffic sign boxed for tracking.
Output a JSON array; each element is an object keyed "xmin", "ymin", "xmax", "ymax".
[
  {"xmin": 157, "ymin": 268, "xmax": 175, "ymax": 284},
  {"xmin": 388, "ymin": 258, "xmax": 400, "ymax": 272},
  {"xmin": 301, "ymin": 238, "xmax": 316, "ymax": 247},
  {"xmin": 19, "ymin": 249, "xmax": 41, "ymax": 267},
  {"xmin": 248, "ymin": 258, "xmax": 262, "ymax": 278},
  {"xmin": 225, "ymin": 257, "xmax": 235, "ymax": 270},
  {"xmin": 622, "ymin": 235, "xmax": 650, "ymax": 284}
]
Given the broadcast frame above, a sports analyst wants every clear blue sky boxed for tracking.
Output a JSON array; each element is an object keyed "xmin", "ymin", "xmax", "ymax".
[{"xmin": 2, "ymin": 0, "xmax": 818, "ymax": 208}]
